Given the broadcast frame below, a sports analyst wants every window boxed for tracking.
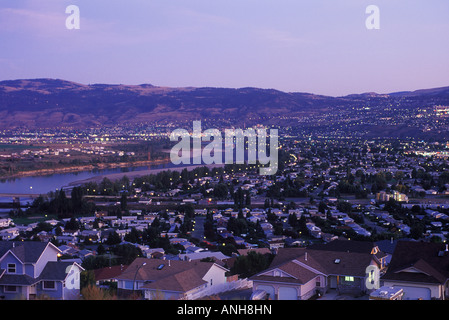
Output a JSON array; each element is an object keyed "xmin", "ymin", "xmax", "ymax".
[
  {"xmin": 4, "ymin": 286, "xmax": 17, "ymax": 293},
  {"xmin": 7, "ymin": 263, "xmax": 16, "ymax": 274},
  {"xmin": 344, "ymin": 276, "xmax": 354, "ymax": 282},
  {"xmin": 43, "ymin": 281, "xmax": 56, "ymax": 290},
  {"xmin": 123, "ymin": 280, "xmax": 134, "ymax": 290}
]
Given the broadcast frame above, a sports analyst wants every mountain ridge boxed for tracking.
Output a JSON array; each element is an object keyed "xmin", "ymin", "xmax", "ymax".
[{"xmin": 0, "ymin": 78, "xmax": 448, "ymax": 130}]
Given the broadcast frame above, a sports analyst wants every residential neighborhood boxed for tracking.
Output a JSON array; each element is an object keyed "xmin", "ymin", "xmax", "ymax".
[{"xmin": 1, "ymin": 136, "xmax": 449, "ymax": 300}]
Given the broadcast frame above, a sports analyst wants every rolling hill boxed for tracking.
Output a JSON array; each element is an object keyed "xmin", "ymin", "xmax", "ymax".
[{"xmin": 0, "ymin": 78, "xmax": 448, "ymax": 133}]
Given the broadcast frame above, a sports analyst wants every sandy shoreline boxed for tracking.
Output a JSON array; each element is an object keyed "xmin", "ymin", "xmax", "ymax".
[
  {"xmin": 0, "ymin": 159, "xmax": 171, "ymax": 181},
  {"xmin": 68, "ymin": 163, "xmax": 225, "ymax": 186}
]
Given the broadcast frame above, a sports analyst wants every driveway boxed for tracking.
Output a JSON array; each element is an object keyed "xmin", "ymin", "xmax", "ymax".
[{"xmin": 318, "ymin": 289, "xmax": 369, "ymax": 300}]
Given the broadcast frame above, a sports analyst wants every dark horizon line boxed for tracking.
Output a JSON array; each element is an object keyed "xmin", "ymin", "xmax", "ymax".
[{"xmin": 0, "ymin": 77, "xmax": 448, "ymax": 99}]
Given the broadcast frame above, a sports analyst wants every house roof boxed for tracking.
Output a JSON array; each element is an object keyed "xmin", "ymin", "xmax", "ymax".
[
  {"xmin": 178, "ymin": 251, "xmax": 230, "ymax": 262},
  {"xmin": 0, "ymin": 273, "xmax": 39, "ymax": 286},
  {"xmin": 93, "ymin": 265, "xmax": 128, "ymax": 282},
  {"xmin": 382, "ymin": 241, "xmax": 449, "ymax": 284},
  {"xmin": 309, "ymin": 239, "xmax": 376, "ymax": 254},
  {"xmin": 0, "ymin": 241, "xmax": 60, "ymax": 263},
  {"xmin": 309, "ymin": 239, "xmax": 388, "ymax": 261},
  {"xmin": 251, "ymin": 246, "xmax": 377, "ymax": 285},
  {"xmin": 38, "ymin": 261, "xmax": 84, "ymax": 281},
  {"xmin": 116, "ymin": 258, "xmax": 227, "ymax": 293},
  {"xmin": 143, "ymin": 268, "xmax": 208, "ymax": 293},
  {"xmin": 237, "ymin": 248, "xmax": 272, "ymax": 256}
]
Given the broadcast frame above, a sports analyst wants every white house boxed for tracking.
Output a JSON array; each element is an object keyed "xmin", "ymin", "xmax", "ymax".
[
  {"xmin": 115, "ymin": 258, "xmax": 232, "ymax": 300},
  {"xmin": 381, "ymin": 241, "xmax": 449, "ymax": 300}
]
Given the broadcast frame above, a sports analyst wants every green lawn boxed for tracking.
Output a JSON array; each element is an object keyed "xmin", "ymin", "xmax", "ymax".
[{"xmin": 12, "ymin": 214, "xmax": 58, "ymax": 225}]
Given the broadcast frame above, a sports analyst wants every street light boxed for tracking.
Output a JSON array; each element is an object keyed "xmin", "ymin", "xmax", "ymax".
[{"xmin": 133, "ymin": 262, "xmax": 147, "ymax": 296}]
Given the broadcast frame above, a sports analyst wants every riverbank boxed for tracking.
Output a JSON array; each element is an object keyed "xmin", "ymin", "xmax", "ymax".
[
  {"xmin": 68, "ymin": 164, "xmax": 225, "ymax": 186},
  {"xmin": 0, "ymin": 158, "xmax": 171, "ymax": 181}
]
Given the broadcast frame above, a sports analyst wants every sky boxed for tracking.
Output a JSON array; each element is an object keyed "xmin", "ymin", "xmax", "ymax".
[{"xmin": 0, "ymin": 0, "xmax": 448, "ymax": 96}]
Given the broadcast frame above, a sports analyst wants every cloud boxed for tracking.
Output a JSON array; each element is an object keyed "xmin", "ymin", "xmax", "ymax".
[
  {"xmin": 0, "ymin": 7, "xmax": 67, "ymax": 36},
  {"xmin": 252, "ymin": 27, "xmax": 313, "ymax": 47}
]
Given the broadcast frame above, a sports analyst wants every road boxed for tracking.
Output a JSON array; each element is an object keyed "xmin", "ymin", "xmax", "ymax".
[{"xmin": 191, "ymin": 216, "xmax": 206, "ymax": 240}]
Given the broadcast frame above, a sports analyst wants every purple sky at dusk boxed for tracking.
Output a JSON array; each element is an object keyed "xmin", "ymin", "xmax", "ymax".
[{"xmin": 0, "ymin": 0, "xmax": 448, "ymax": 96}]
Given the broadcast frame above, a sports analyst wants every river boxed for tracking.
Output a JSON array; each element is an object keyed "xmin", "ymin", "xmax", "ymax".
[
  {"xmin": 0, "ymin": 162, "xmax": 181, "ymax": 197},
  {"xmin": 0, "ymin": 147, "xmax": 230, "ymax": 201}
]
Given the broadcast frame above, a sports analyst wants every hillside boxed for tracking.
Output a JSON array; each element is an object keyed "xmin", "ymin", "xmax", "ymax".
[{"xmin": 0, "ymin": 79, "xmax": 449, "ymax": 134}]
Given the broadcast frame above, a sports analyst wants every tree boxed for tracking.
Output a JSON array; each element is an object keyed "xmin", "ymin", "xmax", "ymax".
[
  {"xmin": 213, "ymin": 183, "xmax": 228, "ymax": 199},
  {"xmin": 230, "ymin": 251, "xmax": 272, "ymax": 278},
  {"xmin": 97, "ymin": 243, "xmax": 106, "ymax": 255},
  {"xmin": 51, "ymin": 189, "xmax": 71, "ymax": 218},
  {"xmin": 71, "ymin": 186, "xmax": 85, "ymax": 214},
  {"xmin": 106, "ymin": 231, "xmax": 121, "ymax": 245},
  {"xmin": 318, "ymin": 201, "xmax": 327, "ymax": 214},
  {"xmin": 65, "ymin": 217, "xmax": 80, "ymax": 231},
  {"xmin": 111, "ymin": 243, "xmax": 143, "ymax": 265},
  {"xmin": 245, "ymin": 190, "xmax": 251, "ymax": 206},
  {"xmin": 80, "ymin": 270, "xmax": 96, "ymax": 289},
  {"xmin": 120, "ymin": 193, "xmax": 128, "ymax": 211},
  {"xmin": 234, "ymin": 187, "xmax": 244, "ymax": 209},
  {"xmin": 124, "ymin": 227, "xmax": 141, "ymax": 244},
  {"xmin": 81, "ymin": 255, "xmax": 113, "ymax": 270},
  {"xmin": 337, "ymin": 201, "xmax": 352, "ymax": 214},
  {"xmin": 288, "ymin": 213, "xmax": 298, "ymax": 228}
]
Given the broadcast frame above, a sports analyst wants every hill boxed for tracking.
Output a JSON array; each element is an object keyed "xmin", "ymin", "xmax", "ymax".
[{"xmin": 0, "ymin": 79, "xmax": 449, "ymax": 136}]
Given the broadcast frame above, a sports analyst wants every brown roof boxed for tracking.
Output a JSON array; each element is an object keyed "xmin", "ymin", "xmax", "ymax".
[
  {"xmin": 309, "ymin": 239, "xmax": 388, "ymax": 264},
  {"xmin": 93, "ymin": 264, "xmax": 128, "ymax": 281},
  {"xmin": 308, "ymin": 239, "xmax": 376, "ymax": 254},
  {"xmin": 382, "ymin": 241, "xmax": 449, "ymax": 284},
  {"xmin": 237, "ymin": 248, "xmax": 272, "ymax": 256},
  {"xmin": 116, "ymin": 258, "xmax": 227, "ymax": 293},
  {"xmin": 251, "ymin": 246, "xmax": 377, "ymax": 284}
]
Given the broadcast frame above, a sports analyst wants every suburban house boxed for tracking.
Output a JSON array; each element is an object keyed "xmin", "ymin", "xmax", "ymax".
[
  {"xmin": 250, "ymin": 240, "xmax": 385, "ymax": 300},
  {"xmin": 381, "ymin": 241, "xmax": 449, "ymax": 300},
  {"xmin": 115, "ymin": 257, "xmax": 234, "ymax": 300},
  {"xmin": 309, "ymin": 239, "xmax": 388, "ymax": 271},
  {"xmin": 93, "ymin": 264, "xmax": 128, "ymax": 287},
  {"xmin": 0, "ymin": 241, "xmax": 83, "ymax": 300}
]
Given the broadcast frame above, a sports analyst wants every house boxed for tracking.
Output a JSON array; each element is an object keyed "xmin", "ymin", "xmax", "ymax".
[
  {"xmin": 178, "ymin": 251, "xmax": 230, "ymax": 263},
  {"xmin": 0, "ymin": 241, "xmax": 83, "ymax": 300},
  {"xmin": 58, "ymin": 244, "xmax": 79, "ymax": 257},
  {"xmin": 309, "ymin": 239, "xmax": 388, "ymax": 270},
  {"xmin": 93, "ymin": 264, "xmax": 128, "ymax": 287},
  {"xmin": 250, "ymin": 240, "xmax": 385, "ymax": 300},
  {"xmin": 306, "ymin": 222, "xmax": 322, "ymax": 239},
  {"xmin": 381, "ymin": 241, "xmax": 449, "ymax": 300},
  {"xmin": 0, "ymin": 228, "xmax": 20, "ymax": 240},
  {"xmin": 0, "ymin": 218, "xmax": 12, "ymax": 228},
  {"xmin": 115, "ymin": 257, "xmax": 229, "ymax": 300}
]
